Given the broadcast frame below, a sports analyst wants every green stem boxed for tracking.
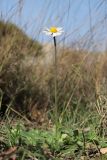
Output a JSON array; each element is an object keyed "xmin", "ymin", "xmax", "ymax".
[{"xmin": 53, "ymin": 36, "xmax": 58, "ymax": 135}]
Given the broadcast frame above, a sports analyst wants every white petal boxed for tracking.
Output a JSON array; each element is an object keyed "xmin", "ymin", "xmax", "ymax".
[
  {"xmin": 45, "ymin": 28, "xmax": 50, "ymax": 31},
  {"xmin": 43, "ymin": 31, "xmax": 52, "ymax": 35},
  {"xmin": 57, "ymin": 27, "xmax": 63, "ymax": 31},
  {"xmin": 52, "ymin": 32, "xmax": 62, "ymax": 37},
  {"xmin": 58, "ymin": 30, "xmax": 64, "ymax": 33}
]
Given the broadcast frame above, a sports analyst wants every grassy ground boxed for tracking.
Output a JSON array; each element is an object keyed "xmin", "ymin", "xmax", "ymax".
[
  {"xmin": 0, "ymin": 21, "xmax": 107, "ymax": 159},
  {"xmin": 0, "ymin": 115, "xmax": 107, "ymax": 160}
]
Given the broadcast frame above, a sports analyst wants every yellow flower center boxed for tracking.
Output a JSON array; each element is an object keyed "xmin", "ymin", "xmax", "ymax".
[{"xmin": 50, "ymin": 27, "xmax": 58, "ymax": 33}]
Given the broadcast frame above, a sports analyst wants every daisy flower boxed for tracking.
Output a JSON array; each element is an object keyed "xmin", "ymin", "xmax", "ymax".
[
  {"xmin": 43, "ymin": 26, "xmax": 64, "ymax": 37},
  {"xmin": 43, "ymin": 26, "xmax": 64, "ymax": 134}
]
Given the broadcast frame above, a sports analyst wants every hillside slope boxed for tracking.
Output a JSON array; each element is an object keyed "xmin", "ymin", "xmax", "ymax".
[
  {"xmin": 0, "ymin": 21, "xmax": 107, "ymax": 124},
  {"xmin": 0, "ymin": 21, "xmax": 45, "ymax": 118}
]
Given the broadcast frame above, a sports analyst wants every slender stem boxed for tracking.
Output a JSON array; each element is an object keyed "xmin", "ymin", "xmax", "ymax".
[
  {"xmin": 53, "ymin": 36, "xmax": 58, "ymax": 134},
  {"xmin": 82, "ymin": 130, "xmax": 86, "ymax": 155}
]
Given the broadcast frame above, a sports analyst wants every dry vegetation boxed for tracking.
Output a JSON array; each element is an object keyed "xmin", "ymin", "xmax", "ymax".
[
  {"xmin": 0, "ymin": 0, "xmax": 107, "ymax": 159},
  {"xmin": 0, "ymin": 20, "xmax": 107, "ymax": 123}
]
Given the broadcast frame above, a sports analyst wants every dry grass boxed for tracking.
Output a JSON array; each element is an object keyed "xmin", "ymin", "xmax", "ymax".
[
  {"xmin": 0, "ymin": 1, "xmax": 107, "ymax": 159},
  {"xmin": 0, "ymin": 20, "xmax": 107, "ymax": 123}
]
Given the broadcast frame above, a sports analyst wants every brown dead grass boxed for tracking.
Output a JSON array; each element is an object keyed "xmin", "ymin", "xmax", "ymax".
[{"xmin": 0, "ymin": 21, "xmax": 107, "ymax": 120}]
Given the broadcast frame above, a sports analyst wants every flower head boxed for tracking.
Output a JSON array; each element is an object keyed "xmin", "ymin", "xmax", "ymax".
[{"xmin": 43, "ymin": 26, "xmax": 63, "ymax": 37}]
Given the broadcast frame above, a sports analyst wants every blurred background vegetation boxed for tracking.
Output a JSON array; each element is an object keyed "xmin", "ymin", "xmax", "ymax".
[{"xmin": 0, "ymin": 0, "xmax": 107, "ymax": 127}]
